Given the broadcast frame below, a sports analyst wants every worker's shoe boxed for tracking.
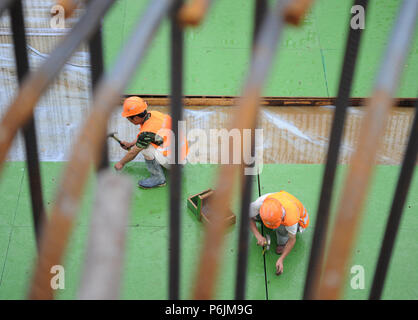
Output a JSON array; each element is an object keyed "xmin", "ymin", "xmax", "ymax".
[
  {"xmin": 138, "ymin": 159, "xmax": 166, "ymax": 189},
  {"xmin": 276, "ymin": 244, "xmax": 286, "ymax": 255}
]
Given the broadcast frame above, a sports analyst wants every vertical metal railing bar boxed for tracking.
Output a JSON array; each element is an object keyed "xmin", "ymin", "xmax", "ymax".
[
  {"xmin": 234, "ymin": 0, "xmax": 268, "ymax": 300},
  {"xmin": 369, "ymin": 97, "xmax": 418, "ymax": 300},
  {"xmin": 303, "ymin": 0, "xmax": 368, "ymax": 300},
  {"xmin": 0, "ymin": 0, "xmax": 13, "ymax": 17},
  {"xmin": 88, "ymin": 20, "xmax": 109, "ymax": 170},
  {"xmin": 317, "ymin": 0, "xmax": 418, "ymax": 299},
  {"xmin": 192, "ymin": 0, "xmax": 318, "ymax": 299},
  {"xmin": 28, "ymin": 0, "xmax": 176, "ymax": 300},
  {"xmin": 0, "ymin": 0, "xmax": 116, "ymax": 176},
  {"xmin": 9, "ymin": 0, "xmax": 46, "ymax": 251},
  {"xmin": 169, "ymin": 0, "xmax": 184, "ymax": 300}
]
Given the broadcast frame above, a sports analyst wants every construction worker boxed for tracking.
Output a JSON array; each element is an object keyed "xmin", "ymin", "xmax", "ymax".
[
  {"xmin": 249, "ymin": 190, "xmax": 309, "ymax": 275},
  {"xmin": 114, "ymin": 96, "xmax": 187, "ymax": 188}
]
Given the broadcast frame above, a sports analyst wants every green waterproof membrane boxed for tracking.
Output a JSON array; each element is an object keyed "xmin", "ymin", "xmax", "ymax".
[{"xmin": 0, "ymin": 162, "xmax": 416, "ymax": 299}]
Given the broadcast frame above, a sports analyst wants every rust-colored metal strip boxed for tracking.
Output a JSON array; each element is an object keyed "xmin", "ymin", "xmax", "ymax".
[
  {"xmin": 28, "ymin": 0, "xmax": 175, "ymax": 300},
  {"xmin": 317, "ymin": 0, "xmax": 418, "ymax": 299},
  {"xmin": 283, "ymin": 0, "xmax": 314, "ymax": 25},
  {"xmin": 192, "ymin": 0, "xmax": 292, "ymax": 299},
  {"xmin": 78, "ymin": 170, "xmax": 133, "ymax": 300},
  {"xmin": 123, "ymin": 95, "xmax": 418, "ymax": 107},
  {"xmin": 177, "ymin": 0, "xmax": 213, "ymax": 27},
  {"xmin": 0, "ymin": 0, "xmax": 115, "ymax": 178}
]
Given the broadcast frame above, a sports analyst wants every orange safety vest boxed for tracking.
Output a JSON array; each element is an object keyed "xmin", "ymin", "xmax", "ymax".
[
  {"xmin": 265, "ymin": 191, "xmax": 309, "ymax": 229},
  {"xmin": 137, "ymin": 111, "xmax": 188, "ymax": 160}
]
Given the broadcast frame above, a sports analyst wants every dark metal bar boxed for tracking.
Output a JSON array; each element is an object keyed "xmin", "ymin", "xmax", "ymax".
[
  {"xmin": 303, "ymin": 0, "xmax": 368, "ymax": 300},
  {"xmin": 234, "ymin": 0, "xmax": 267, "ymax": 300},
  {"xmin": 169, "ymin": 0, "xmax": 184, "ymax": 300},
  {"xmin": 0, "ymin": 0, "xmax": 116, "ymax": 175},
  {"xmin": 29, "ymin": 0, "xmax": 176, "ymax": 300},
  {"xmin": 369, "ymin": 98, "xmax": 418, "ymax": 300},
  {"xmin": 9, "ymin": 0, "xmax": 46, "ymax": 251},
  {"xmin": 0, "ymin": 0, "xmax": 13, "ymax": 16},
  {"xmin": 89, "ymin": 21, "xmax": 109, "ymax": 169},
  {"xmin": 318, "ymin": 0, "xmax": 418, "ymax": 299}
]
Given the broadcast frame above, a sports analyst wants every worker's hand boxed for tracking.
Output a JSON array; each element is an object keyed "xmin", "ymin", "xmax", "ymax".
[
  {"xmin": 114, "ymin": 162, "xmax": 124, "ymax": 171},
  {"xmin": 120, "ymin": 141, "xmax": 132, "ymax": 150},
  {"xmin": 256, "ymin": 235, "xmax": 267, "ymax": 247},
  {"xmin": 275, "ymin": 258, "xmax": 284, "ymax": 276}
]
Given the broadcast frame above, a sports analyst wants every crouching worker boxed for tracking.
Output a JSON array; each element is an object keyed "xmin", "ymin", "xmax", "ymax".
[
  {"xmin": 249, "ymin": 190, "xmax": 309, "ymax": 275},
  {"xmin": 114, "ymin": 96, "xmax": 188, "ymax": 189}
]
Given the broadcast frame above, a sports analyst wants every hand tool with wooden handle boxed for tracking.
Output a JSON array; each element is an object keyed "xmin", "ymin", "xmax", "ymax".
[{"xmin": 107, "ymin": 132, "xmax": 131, "ymax": 150}]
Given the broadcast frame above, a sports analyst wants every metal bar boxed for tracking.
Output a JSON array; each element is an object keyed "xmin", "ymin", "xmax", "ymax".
[
  {"xmin": 169, "ymin": 0, "xmax": 184, "ymax": 300},
  {"xmin": 122, "ymin": 95, "xmax": 418, "ymax": 107},
  {"xmin": 317, "ymin": 0, "xmax": 418, "ymax": 299},
  {"xmin": 192, "ymin": 0, "xmax": 294, "ymax": 299},
  {"xmin": 9, "ymin": 0, "xmax": 46, "ymax": 251},
  {"xmin": 303, "ymin": 0, "xmax": 368, "ymax": 300},
  {"xmin": 283, "ymin": 0, "xmax": 314, "ymax": 25},
  {"xmin": 234, "ymin": 0, "xmax": 267, "ymax": 300},
  {"xmin": 28, "ymin": 0, "xmax": 176, "ymax": 300},
  {"xmin": 369, "ymin": 98, "xmax": 418, "ymax": 300},
  {"xmin": 177, "ymin": 0, "xmax": 212, "ymax": 26},
  {"xmin": 0, "ymin": 0, "xmax": 13, "ymax": 17},
  {"xmin": 0, "ymin": 0, "xmax": 116, "ymax": 177},
  {"xmin": 89, "ymin": 20, "xmax": 109, "ymax": 170},
  {"xmin": 78, "ymin": 170, "xmax": 133, "ymax": 300}
]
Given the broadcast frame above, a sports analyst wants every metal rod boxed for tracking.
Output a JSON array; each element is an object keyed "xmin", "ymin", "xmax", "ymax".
[
  {"xmin": 0, "ymin": 0, "xmax": 116, "ymax": 177},
  {"xmin": 303, "ymin": 0, "xmax": 368, "ymax": 300},
  {"xmin": 169, "ymin": 0, "xmax": 184, "ymax": 300},
  {"xmin": 28, "ymin": 0, "xmax": 176, "ymax": 300},
  {"xmin": 0, "ymin": 0, "xmax": 13, "ymax": 17},
  {"xmin": 9, "ymin": 0, "xmax": 46, "ymax": 251},
  {"xmin": 317, "ymin": 0, "xmax": 418, "ymax": 299},
  {"xmin": 234, "ymin": 0, "xmax": 268, "ymax": 300},
  {"xmin": 177, "ymin": 0, "xmax": 212, "ymax": 27},
  {"xmin": 369, "ymin": 98, "xmax": 418, "ymax": 300},
  {"xmin": 192, "ymin": 0, "xmax": 296, "ymax": 299},
  {"xmin": 78, "ymin": 170, "xmax": 133, "ymax": 300},
  {"xmin": 89, "ymin": 20, "xmax": 109, "ymax": 170}
]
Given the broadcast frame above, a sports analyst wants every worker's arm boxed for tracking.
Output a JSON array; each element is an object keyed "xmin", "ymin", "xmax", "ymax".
[
  {"xmin": 114, "ymin": 145, "xmax": 142, "ymax": 170},
  {"xmin": 250, "ymin": 218, "xmax": 266, "ymax": 246},
  {"xmin": 275, "ymin": 233, "xmax": 296, "ymax": 275}
]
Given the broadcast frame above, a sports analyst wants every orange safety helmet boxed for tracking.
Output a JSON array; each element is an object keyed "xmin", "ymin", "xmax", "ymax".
[
  {"xmin": 260, "ymin": 197, "xmax": 284, "ymax": 229},
  {"xmin": 122, "ymin": 96, "xmax": 147, "ymax": 118}
]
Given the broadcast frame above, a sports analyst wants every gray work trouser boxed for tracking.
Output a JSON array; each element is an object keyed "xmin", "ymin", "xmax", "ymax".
[{"xmin": 274, "ymin": 224, "xmax": 305, "ymax": 245}]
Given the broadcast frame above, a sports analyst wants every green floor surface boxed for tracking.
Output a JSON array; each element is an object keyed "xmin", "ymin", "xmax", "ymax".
[
  {"xmin": 0, "ymin": 162, "xmax": 417, "ymax": 299},
  {"xmin": 103, "ymin": 0, "xmax": 418, "ymax": 97}
]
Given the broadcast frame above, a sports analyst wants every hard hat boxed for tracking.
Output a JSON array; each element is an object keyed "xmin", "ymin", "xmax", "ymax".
[
  {"xmin": 122, "ymin": 96, "xmax": 147, "ymax": 118},
  {"xmin": 260, "ymin": 197, "xmax": 283, "ymax": 229}
]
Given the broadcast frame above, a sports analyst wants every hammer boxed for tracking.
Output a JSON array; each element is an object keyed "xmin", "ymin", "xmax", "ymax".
[
  {"xmin": 107, "ymin": 132, "xmax": 131, "ymax": 150},
  {"xmin": 261, "ymin": 234, "xmax": 271, "ymax": 255}
]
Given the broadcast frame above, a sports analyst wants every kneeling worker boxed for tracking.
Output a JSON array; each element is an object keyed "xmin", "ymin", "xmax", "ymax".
[
  {"xmin": 114, "ymin": 96, "xmax": 188, "ymax": 188},
  {"xmin": 249, "ymin": 190, "xmax": 309, "ymax": 275}
]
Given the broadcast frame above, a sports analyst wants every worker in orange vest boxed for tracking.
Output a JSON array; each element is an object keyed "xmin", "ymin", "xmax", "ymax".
[
  {"xmin": 249, "ymin": 191, "xmax": 309, "ymax": 275},
  {"xmin": 114, "ymin": 96, "xmax": 188, "ymax": 188}
]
